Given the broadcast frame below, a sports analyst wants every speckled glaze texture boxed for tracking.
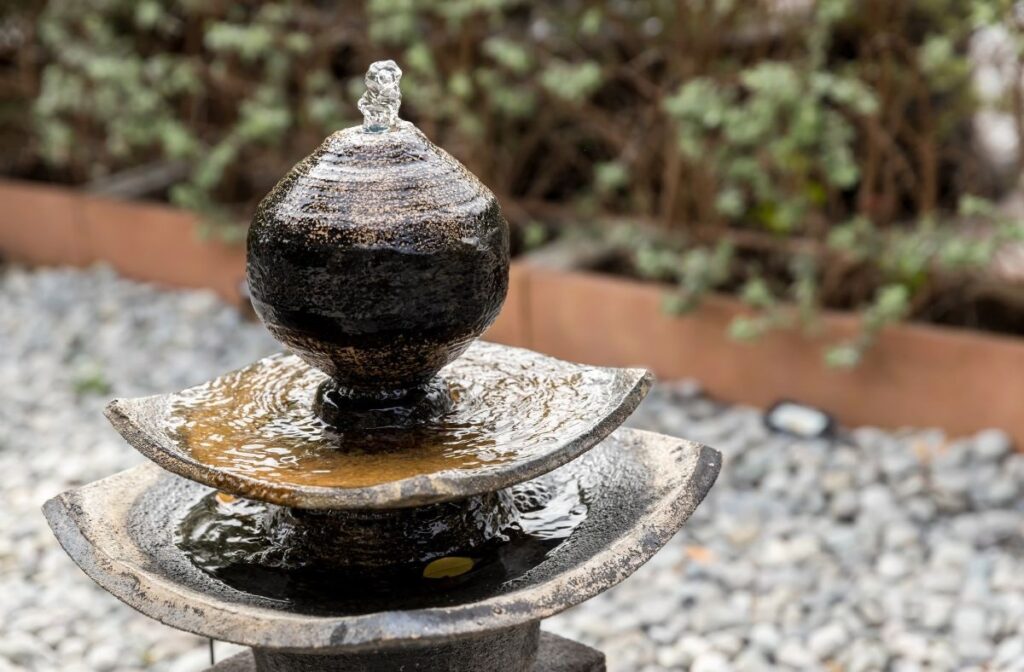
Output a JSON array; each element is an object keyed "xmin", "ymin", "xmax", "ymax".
[{"xmin": 247, "ymin": 120, "xmax": 510, "ymax": 398}]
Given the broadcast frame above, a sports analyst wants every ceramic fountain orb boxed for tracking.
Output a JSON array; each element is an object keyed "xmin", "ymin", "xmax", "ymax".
[{"xmin": 247, "ymin": 59, "xmax": 509, "ymax": 403}]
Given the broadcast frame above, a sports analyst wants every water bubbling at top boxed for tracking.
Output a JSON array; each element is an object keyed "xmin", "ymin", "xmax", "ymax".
[{"xmin": 358, "ymin": 60, "xmax": 403, "ymax": 132}]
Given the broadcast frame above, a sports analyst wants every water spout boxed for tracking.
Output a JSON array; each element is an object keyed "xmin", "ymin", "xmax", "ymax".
[{"xmin": 358, "ymin": 60, "xmax": 403, "ymax": 133}]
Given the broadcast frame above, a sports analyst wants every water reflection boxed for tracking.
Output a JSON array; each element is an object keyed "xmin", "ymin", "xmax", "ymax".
[
  {"xmin": 167, "ymin": 342, "xmax": 621, "ymax": 489},
  {"xmin": 176, "ymin": 476, "xmax": 590, "ymax": 615}
]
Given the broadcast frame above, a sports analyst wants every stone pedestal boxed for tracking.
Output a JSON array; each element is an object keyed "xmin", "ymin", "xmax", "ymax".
[{"xmin": 208, "ymin": 632, "xmax": 605, "ymax": 672}]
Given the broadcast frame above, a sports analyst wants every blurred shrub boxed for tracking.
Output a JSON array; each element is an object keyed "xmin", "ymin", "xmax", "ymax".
[
  {"xmin": 27, "ymin": 1, "xmax": 360, "ymax": 236},
  {"xmin": 20, "ymin": 1, "xmax": 999, "ymax": 220},
  {"xmin": 6, "ymin": 0, "xmax": 1024, "ymax": 358}
]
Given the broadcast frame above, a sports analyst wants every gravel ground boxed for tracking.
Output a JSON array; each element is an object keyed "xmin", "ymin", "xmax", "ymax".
[{"xmin": 3, "ymin": 265, "xmax": 1024, "ymax": 672}]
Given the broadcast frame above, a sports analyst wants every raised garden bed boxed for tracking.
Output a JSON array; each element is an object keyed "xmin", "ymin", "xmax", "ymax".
[
  {"xmin": 0, "ymin": 180, "xmax": 246, "ymax": 303},
  {"xmin": 513, "ymin": 266, "xmax": 1024, "ymax": 447}
]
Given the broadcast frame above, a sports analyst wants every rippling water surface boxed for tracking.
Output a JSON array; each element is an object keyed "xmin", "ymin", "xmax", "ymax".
[
  {"xmin": 176, "ymin": 475, "xmax": 591, "ymax": 615},
  {"xmin": 167, "ymin": 342, "xmax": 625, "ymax": 488}
]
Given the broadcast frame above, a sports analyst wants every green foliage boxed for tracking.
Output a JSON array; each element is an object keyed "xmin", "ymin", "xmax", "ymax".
[
  {"xmin": 646, "ymin": 0, "xmax": 1023, "ymax": 364},
  {"xmin": 594, "ymin": 162, "xmax": 629, "ymax": 196},
  {"xmin": 826, "ymin": 284, "xmax": 910, "ymax": 369},
  {"xmin": 12, "ymin": 0, "xmax": 1024, "ymax": 363},
  {"xmin": 664, "ymin": 61, "xmax": 870, "ymax": 231},
  {"xmin": 627, "ymin": 200, "xmax": 1023, "ymax": 366},
  {"xmin": 725, "ymin": 253, "xmax": 826, "ymax": 345},
  {"xmin": 32, "ymin": 1, "xmax": 353, "ymax": 237},
  {"xmin": 729, "ymin": 270, "xmax": 793, "ymax": 344},
  {"xmin": 71, "ymin": 363, "xmax": 112, "ymax": 396},
  {"xmin": 540, "ymin": 61, "xmax": 603, "ymax": 103},
  {"xmin": 24, "ymin": 0, "xmax": 1004, "ymax": 232},
  {"xmin": 661, "ymin": 241, "xmax": 735, "ymax": 315},
  {"xmin": 521, "ymin": 221, "xmax": 549, "ymax": 251}
]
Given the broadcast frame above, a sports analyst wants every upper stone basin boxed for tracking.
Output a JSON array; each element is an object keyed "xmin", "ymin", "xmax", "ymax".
[{"xmin": 105, "ymin": 342, "xmax": 652, "ymax": 509}]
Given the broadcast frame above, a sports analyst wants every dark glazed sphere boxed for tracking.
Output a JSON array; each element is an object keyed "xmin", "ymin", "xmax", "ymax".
[{"xmin": 247, "ymin": 120, "xmax": 509, "ymax": 399}]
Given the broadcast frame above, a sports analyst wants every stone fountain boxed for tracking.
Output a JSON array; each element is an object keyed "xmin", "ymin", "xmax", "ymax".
[{"xmin": 43, "ymin": 61, "xmax": 721, "ymax": 671}]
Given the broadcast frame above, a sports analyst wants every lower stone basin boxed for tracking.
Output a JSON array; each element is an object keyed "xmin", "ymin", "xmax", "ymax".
[{"xmin": 43, "ymin": 427, "xmax": 719, "ymax": 653}]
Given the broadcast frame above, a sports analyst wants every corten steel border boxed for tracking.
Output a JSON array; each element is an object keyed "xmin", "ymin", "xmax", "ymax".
[
  {"xmin": 42, "ymin": 428, "xmax": 721, "ymax": 652},
  {"xmin": 103, "ymin": 343, "xmax": 654, "ymax": 509},
  {"xmin": 523, "ymin": 267, "xmax": 1024, "ymax": 447},
  {"xmin": 0, "ymin": 179, "xmax": 247, "ymax": 303}
]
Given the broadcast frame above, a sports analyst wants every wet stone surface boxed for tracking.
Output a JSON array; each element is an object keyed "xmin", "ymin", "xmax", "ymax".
[{"xmin": 5, "ymin": 265, "xmax": 1024, "ymax": 671}]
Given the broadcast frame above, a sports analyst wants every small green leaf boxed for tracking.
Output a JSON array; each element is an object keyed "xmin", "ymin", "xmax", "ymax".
[
  {"xmin": 825, "ymin": 344, "xmax": 861, "ymax": 369},
  {"xmin": 728, "ymin": 316, "xmax": 764, "ymax": 342}
]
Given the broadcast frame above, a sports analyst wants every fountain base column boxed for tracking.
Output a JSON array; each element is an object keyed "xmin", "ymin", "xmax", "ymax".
[{"xmin": 208, "ymin": 630, "xmax": 605, "ymax": 672}]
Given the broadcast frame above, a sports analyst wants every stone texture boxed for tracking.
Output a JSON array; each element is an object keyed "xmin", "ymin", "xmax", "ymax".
[
  {"xmin": 250, "ymin": 623, "xmax": 540, "ymax": 672},
  {"xmin": 208, "ymin": 632, "xmax": 605, "ymax": 672}
]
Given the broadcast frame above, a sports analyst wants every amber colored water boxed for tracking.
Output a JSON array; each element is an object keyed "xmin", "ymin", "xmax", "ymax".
[
  {"xmin": 175, "ymin": 476, "xmax": 590, "ymax": 615},
  {"xmin": 167, "ymin": 343, "xmax": 622, "ymax": 489}
]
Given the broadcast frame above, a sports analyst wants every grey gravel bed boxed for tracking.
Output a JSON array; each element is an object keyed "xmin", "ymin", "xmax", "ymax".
[{"xmin": 2, "ymin": 265, "xmax": 1023, "ymax": 672}]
